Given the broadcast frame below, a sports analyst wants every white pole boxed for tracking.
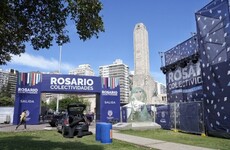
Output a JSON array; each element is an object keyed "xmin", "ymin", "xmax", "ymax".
[
  {"xmin": 153, "ymin": 104, "xmax": 156, "ymax": 122},
  {"xmin": 56, "ymin": 42, "xmax": 62, "ymax": 112},
  {"xmin": 59, "ymin": 43, "xmax": 62, "ymax": 74}
]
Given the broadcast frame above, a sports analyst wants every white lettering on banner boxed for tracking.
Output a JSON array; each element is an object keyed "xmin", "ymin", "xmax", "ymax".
[
  {"xmin": 102, "ymin": 90, "xmax": 118, "ymax": 96},
  {"xmin": 50, "ymin": 77, "xmax": 94, "ymax": 91},
  {"xmin": 18, "ymin": 88, "xmax": 38, "ymax": 94},
  {"xmin": 50, "ymin": 77, "xmax": 94, "ymax": 86},
  {"xmin": 168, "ymin": 76, "xmax": 202, "ymax": 90},
  {"xmin": 168, "ymin": 63, "xmax": 201, "ymax": 83},
  {"xmin": 104, "ymin": 100, "xmax": 116, "ymax": 104},
  {"xmin": 50, "ymin": 85, "xmax": 93, "ymax": 90},
  {"xmin": 167, "ymin": 62, "xmax": 202, "ymax": 90},
  {"xmin": 20, "ymin": 99, "xmax": 35, "ymax": 103},
  {"xmin": 160, "ymin": 119, "xmax": 166, "ymax": 123},
  {"xmin": 171, "ymin": 85, "xmax": 202, "ymax": 94}
]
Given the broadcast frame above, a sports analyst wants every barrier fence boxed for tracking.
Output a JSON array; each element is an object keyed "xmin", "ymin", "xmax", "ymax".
[{"xmin": 156, "ymin": 101, "xmax": 205, "ymax": 135}]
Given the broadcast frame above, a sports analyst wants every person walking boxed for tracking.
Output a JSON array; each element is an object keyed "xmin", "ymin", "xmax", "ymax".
[{"xmin": 15, "ymin": 110, "xmax": 27, "ymax": 130}]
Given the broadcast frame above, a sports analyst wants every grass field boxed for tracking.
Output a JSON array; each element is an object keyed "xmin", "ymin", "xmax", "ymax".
[
  {"xmin": 119, "ymin": 129, "xmax": 230, "ymax": 150},
  {"xmin": 0, "ymin": 130, "xmax": 151, "ymax": 150},
  {"xmin": 1, "ymin": 128, "xmax": 230, "ymax": 150}
]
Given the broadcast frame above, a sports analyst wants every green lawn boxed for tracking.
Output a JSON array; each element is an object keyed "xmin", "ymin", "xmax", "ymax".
[
  {"xmin": 2, "ymin": 128, "xmax": 229, "ymax": 150},
  {"xmin": 119, "ymin": 129, "xmax": 230, "ymax": 150},
  {"xmin": 0, "ymin": 130, "xmax": 150, "ymax": 150}
]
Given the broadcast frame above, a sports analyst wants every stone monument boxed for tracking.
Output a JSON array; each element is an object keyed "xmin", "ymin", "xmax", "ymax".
[{"xmin": 113, "ymin": 23, "xmax": 160, "ymax": 130}]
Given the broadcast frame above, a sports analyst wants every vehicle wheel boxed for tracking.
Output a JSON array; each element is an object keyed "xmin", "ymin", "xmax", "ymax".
[
  {"xmin": 77, "ymin": 130, "xmax": 83, "ymax": 138},
  {"xmin": 55, "ymin": 121, "xmax": 58, "ymax": 127},
  {"xmin": 68, "ymin": 127, "xmax": 74, "ymax": 138},
  {"xmin": 57, "ymin": 127, "xmax": 62, "ymax": 133},
  {"xmin": 62, "ymin": 127, "xmax": 67, "ymax": 137},
  {"xmin": 50, "ymin": 122, "xmax": 56, "ymax": 127}
]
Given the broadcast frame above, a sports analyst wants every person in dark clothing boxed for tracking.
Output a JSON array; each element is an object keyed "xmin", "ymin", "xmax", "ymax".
[{"xmin": 15, "ymin": 110, "xmax": 27, "ymax": 130}]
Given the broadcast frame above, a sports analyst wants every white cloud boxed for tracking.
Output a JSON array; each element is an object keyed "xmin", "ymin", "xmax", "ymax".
[{"xmin": 11, "ymin": 53, "xmax": 74, "ymax": 72}]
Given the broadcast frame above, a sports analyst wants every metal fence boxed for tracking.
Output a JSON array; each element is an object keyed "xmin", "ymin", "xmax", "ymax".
[{"xmin": 156, "ymin": 101, "xmax": 205, "ymax": 135}]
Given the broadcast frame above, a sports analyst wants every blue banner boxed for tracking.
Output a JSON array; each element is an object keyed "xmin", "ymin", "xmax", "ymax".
[
  {"xmin": 13, "ymin": 72, "xmax": 42, "ymax": 125},
  {"xmin": 156, "ymin": 105, "xmax": 170, "ymax": 130},
  {"xmin": 166, "ymin": 61, "xmax": 203, "ymax": 103},
  {"xmin": 13, "ymin": 73, "xmax": 120, "ymax": 125},
  {"xmin": 100, "ymin": 77, "xmax": 120, "ymax": 123},
  {"xmin": 41, "ymin": 74, "xmax": 101, "ymax": 93}
]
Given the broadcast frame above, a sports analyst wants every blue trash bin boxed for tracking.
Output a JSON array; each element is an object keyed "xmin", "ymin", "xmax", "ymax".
[
  {"xmin": 95, "ymin": 122, "xmax": 105, "ymax": 141},
  {"xmin": 101, "ymin": 123, "xmax": 112, "ymax": 144}
]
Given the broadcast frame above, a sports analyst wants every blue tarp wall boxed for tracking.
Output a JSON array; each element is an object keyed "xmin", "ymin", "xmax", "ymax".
[
  {"xmin": 195, "ymin": 0, "xmax": 230, "ymax": 138},
  {"xmin": 162, "ymin": 0, "xmax": 230, "ymax": 138}
]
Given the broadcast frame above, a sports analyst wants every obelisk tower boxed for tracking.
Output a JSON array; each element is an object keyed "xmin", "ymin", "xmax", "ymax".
[
  {"xmin": 134, "ymin": 23, "xmax": 150, "ymax": 75},
  {"xmin": 132, "ymin": 23, "xmax": 156, "ymax": 104}
]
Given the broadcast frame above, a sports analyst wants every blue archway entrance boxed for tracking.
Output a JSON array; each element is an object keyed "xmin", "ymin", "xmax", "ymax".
[{"xmin": 13, "ymin": 73, "xmax": 120, "ymax": 125}]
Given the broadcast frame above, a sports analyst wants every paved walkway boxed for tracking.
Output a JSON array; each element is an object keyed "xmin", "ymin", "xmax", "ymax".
[
  {"xmin": 0, "ymin": 123, "xmax": 214, "ymax": 150},
  {"xmin": 111, "ymin": 132, "xmax": 213, "ymax": 150}
]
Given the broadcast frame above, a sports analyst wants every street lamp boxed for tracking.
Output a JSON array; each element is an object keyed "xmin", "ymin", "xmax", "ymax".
[
  {"xmin": 56, "ymin": 41, "xmax": 62, "ymax": 112},
  {"xmin": 158, "ymin": 52, "xmax": 164, "ymax": 67},
  {"xmin": 58, "ymin": 41, "xmax": 62, "ymax": 74}
]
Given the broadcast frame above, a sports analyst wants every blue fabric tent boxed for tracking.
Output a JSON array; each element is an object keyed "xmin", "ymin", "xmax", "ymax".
[
  {"xmin": 163, "ymin": 0, "xmax": 230, "ymax": 138},
  {"xmin": 195, "ymin": 0, "xmax": 230, "ymax": 138}
]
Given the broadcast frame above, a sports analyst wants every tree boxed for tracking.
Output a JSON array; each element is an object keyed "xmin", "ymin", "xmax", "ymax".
[
  {"xmin": 1, "ymin": 83, "xmax": 12, "ymax": 97},
  {"xmin": 0, "ymin": 84, "xmax": 14, "ymax": 106},
  {"xmin": 0, "ymin": 96, "xmax": 14, "ymax": 106},
  {"xmin": 46, "ymin": 99, "xmax": 57, "ymax": 111},
  {"xmin": 59, "ymin": 95, "xmax": 90, "ymax": 111},
  {"xmin": 0, "ymin": 0, "xmax": 104, "ymax": 64},
  {"xmin": 45, "ymin": 95, "xmax": 90, "ymax": 112}
]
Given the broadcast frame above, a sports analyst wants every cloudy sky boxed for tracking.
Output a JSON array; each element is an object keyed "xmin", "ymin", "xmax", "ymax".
[{"xmin": 1, "ymin": 0, "xmax": 210, "ymax": 85}]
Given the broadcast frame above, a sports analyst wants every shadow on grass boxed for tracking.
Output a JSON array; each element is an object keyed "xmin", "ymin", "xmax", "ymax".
[{"xmin": 1, "ymin": 134, "xmax": 104, "ymax": 150}]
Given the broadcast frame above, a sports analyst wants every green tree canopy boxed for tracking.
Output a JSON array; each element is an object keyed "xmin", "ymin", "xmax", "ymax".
[
  {"xmin": 0, "ymin": 0, "xmax": 104, "ymax": 64},
  {"xmin": 0, "ymin": 96, "xmax": 14, "ymax": 106},
  {"xmin": 0, "ymin": 84, "xmax": 14, "ymax": 106},
  {"xmin": 46, "ymin": 95, "xmax": 90, "ymax": 112},
  {"xmin": 59, "ymin": 96, "xmax": 89, "ymax": 111}
]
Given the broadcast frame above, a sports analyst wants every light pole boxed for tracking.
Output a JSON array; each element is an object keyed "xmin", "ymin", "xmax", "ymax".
[
  {"xmin": 58, "ymin": 41, "xmax": 62, "ymax": 74},
  {"xmin": 56, "ymin": 41, "xmax": 62, "ymax": 112},
  {"xmin": 158, "ymin": 52, "xmax": 164, "ymax": 67}
]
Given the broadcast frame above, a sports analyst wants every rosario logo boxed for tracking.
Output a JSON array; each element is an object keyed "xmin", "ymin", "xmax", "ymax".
[
  {"xmin": 50, "ymin": 77, "xmax": 94, "ymax": 86},
  {"xmin": 18, "ymin": 88, "xmax": 38, "ymax": 94},
  {"xmin": 49, "ymin": 77, "xmax": 94, "ymax": 91},
  {"xmin": 108, "ymin": 110, "xmax": 113, "ymax": 117},
  {"xmin": 102, "ymin": 90, "xmax": 118, "ymax": 96}
]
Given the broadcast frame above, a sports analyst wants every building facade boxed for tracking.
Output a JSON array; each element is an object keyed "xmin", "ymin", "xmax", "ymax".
[
  {"xmin": 0, "ymin": 69, "xmax": 9, "ymax": 92},
  {"xmin": 99, "ymin": 59, "xmax": 129, "ymax": 104},
  {"xmin": 156, "ymin": 82, "xmax": 167, "ymax": 104},
  {"xmin": 69, "ymin": 64, "xmax": 95, "ymax": 76},
  {"xmin": 0, "ymin": 69, "xmax": 18, "ymax": 98},
  {"xmin": 8, "ymin": 69, "xmax": 18, "ymax": 98},
  {"xmin": 157, "ymin": 82, "xmax": 166, "ymax": 95}
]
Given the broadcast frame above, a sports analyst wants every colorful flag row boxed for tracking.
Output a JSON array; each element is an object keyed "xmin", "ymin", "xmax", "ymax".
[
  {"xmin": 101, "ymin": 77, "xmax": 119, "ymax": 89},
  {"xmin": 18, "ymin": 72, "xmax": 42, "ymax": 86}
]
